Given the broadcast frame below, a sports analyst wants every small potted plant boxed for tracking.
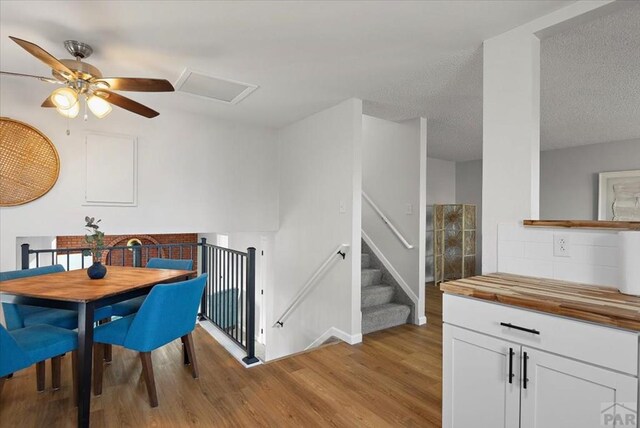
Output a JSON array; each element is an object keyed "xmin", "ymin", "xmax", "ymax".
[{"xmin": 83, "ymin": 216, "xmax": 107, "ymax": 279}]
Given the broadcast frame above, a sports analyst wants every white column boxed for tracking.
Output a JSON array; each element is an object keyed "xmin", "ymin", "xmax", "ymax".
[
  {"xmin": 481, "ymin": 0, "xmax": 618, "ymax": 274},
  {"xmin": 482, "ymin": 31, "xmax": 540, "ymax": 274}
]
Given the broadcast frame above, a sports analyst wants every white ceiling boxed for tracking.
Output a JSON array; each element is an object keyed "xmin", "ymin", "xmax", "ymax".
[
  {"xmin": 540, "ymin": 2, "xmax": 640, "ymax": 152},
  {"xmin": 0, "ymin": 1, "xmax": 585, "ymax": 161}
]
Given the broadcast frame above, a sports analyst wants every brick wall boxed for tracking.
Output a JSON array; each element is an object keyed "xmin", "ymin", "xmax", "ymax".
[{"xmin": 56, "ymin": 233, "xmax": 199, "ymax": 269}]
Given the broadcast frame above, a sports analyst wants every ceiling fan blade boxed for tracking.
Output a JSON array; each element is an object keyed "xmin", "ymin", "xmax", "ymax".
[
  {"xmin": 0, "ymin": 70, "xmax": 62, "ymax": 84},
  {"xmin": 41, "ymin": 96, "xmax": 55, "ymax": 107},
  {"xmin": 94, "ymin": 77, "xmax": 174, "ymax": 92},
  {"xmin": 95, "ymin": 89, "xmax": 159, "ymax": 118},
  {"xmin": 9, "ymin": 36, "xmax": 75, "ymax": 79}
]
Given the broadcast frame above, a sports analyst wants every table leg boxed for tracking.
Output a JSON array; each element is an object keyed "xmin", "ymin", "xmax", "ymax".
[{"xmin": 77, "ymin": 302, "xmax": 94, "ymax": 428}]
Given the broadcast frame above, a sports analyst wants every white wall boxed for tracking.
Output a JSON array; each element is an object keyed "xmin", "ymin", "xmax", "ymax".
[
  {"xmin": 453, "ymin": 139, "xmax": 639, "ymax": 276},
  {"xmin": 268, "ymin": 99, "xmax": 362, "ymax": 360},
  {"xmin": 540, "ymin": 139, "xmax": 640, "ymax": 220},
  {"xmin": 362, "ymin": 115, "xmax": 426, "ymax": 323},
  {"xmin": 427, "ymin": 157, "xmax": 456, "ymax": 205},
  {"xmin": 456, "ymin": 159, "xmax": 482, "ymax": 274},
  {"xmin": 0, "ymin": 80, "xmax": 279, "ymax": 271},
  {"xmin": 498, "ymin": 223, "xmax": 619, "ymax": 287}
]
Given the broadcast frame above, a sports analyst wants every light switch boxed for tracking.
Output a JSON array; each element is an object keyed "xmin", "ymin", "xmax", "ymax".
[
  {"xmin": 339, "ymin": 201, "xmax": 347, "ymax": 214},
  {"xmin": 406, "ymin": 203, "xmax": 413, "ymax": 215}
]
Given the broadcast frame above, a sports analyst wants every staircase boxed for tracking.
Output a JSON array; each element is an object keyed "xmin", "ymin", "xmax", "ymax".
[{"xmin": 361, "ymin": 251, "xmax": 411, "ymax": 334}]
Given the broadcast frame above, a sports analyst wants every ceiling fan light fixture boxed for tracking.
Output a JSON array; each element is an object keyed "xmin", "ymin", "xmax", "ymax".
[
  {"xmin": 51, "ymin": 87, "xmax": 78, "ymax": 110},
  {"xmin": 56, "ymin": 101, "xmax": 79, "ymax": 118},
  {"xmin": 87, "ymin": 95, "xmax": 112, "ymax": 118}
]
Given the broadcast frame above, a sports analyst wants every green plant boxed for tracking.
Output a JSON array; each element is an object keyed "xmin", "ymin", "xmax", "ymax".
[{"xmin": 83, "ymin": 216, "xmax": 105, "ymax": 262}]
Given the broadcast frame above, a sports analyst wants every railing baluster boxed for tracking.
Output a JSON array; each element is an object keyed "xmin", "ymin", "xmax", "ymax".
[
  {"xmin": 81, "ymin": 251, "xmax": 85, "ymax": 269},
  {"xmin": 243, "ymin": 248, "xmax": 258, "ymax": 364},
  {"xmin": 51, "ymin": 252, "xmax": 55, "ymax": 266},
  {"xmin": 36, "ymin": 253, "xmax": 40, "ymax": 268},
  {"xmin": 122, "ymin": 248, "xmax": 125, "ymax": 266},
  {"xmin": 235, "ymin": 253, "xmax": 240, "ymax": 342},
  {"xmin": 240, "ymin": 255, "xmax": 245, "ymax": 348},
  {"xmin": 66, "ymin": 250, "xmax": 70, "ymax": 270},
  {"xmin": 21, "ymin": 243, "xmax": 30, "ymax": 270}
]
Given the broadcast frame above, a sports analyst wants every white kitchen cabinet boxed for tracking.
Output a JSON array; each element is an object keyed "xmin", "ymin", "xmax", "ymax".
[
  {"xmin": 443, "ymin": 324, "xmax": 521, "ymax": 428},
  {"xmin": 521, "ymin": 347, "xmax": 637, "ymax": 428},
  {"xmin": 443, "ymin": 294, "xmax": 639, "ymax": 428}
]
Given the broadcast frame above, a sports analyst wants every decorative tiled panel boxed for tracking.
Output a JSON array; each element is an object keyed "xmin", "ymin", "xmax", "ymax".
[
  {"xmin": 464, "ymin": 256, "xmax": 476, "ymax": 277},
  {"xmin": 464, "ymin": 205, "xmax": 476, "ymax": 230},
  {"xmin": 444, "ymin": 255, "xmax": 462, "ymax": 280},
  {"xmin": 444, "ymin": 205, "xmax": 463, "ymax": 231},
  {"xmin": 435, "ymin": 230, "xmax": 444, "ymax": 255},
  {"xmin": 433, "ymin": 204, "xmax": 476, "ymax": 284},
  {"xmin": 434, "ymin": 205, "xmax": 444, "ymax": 230},
  {"xmin": 464, "ymin": 231, "xmax": 476, "ymax": 255},
  {"xmin": 435, "ymin": 255, "xmax": 443, "ymax": 282},
  {"xmin": 445, "ymin": 231, "xmax": 462, "ymax": 256}
]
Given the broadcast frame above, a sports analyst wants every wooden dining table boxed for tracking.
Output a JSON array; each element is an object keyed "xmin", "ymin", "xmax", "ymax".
[{"xmin": 0, "ymin": 265, "xmax": 197, "ymax": 428}]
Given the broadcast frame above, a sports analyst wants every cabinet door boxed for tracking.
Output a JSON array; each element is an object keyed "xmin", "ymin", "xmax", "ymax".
[
  {"xmin": 443, "ymin": 324, "xmax": 521, "ymax": 428},
  {"xmin": 521, "ymin": 347, "xmax": 638, "ymax": 428}
]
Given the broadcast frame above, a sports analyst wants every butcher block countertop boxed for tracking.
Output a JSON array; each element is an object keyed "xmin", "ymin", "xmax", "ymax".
[{"xmin": 440, "ymin": 273, "xmax": 640, "ymax": 332}]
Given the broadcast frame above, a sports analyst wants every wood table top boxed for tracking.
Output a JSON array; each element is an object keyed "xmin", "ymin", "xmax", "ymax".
[
  {"xmin": 0, "ymin": 266, "xmax": 197, "ymax": 303},
  {"xmin": 441, "ymin": 273, "xmax": 640, "ymax": 332}
]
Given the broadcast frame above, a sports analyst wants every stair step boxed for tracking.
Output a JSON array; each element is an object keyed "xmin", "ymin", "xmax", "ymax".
[
  {"xmin": 361, "ymin": 268, "xmax": 382, "ymax": 287},
  {"xmin": 361, "ymin": 253, "xmax": 371, "ymax": 269},
  {"xmin": 362, "ymin": 303, "xmax": 411, "ymax": 335},
  {"xmin": 361, "ymin": 285, "xmax": 394, "ymax": 308}
]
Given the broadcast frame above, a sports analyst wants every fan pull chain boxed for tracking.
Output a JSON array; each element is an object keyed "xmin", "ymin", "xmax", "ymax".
[{"xmin": 66, "ymin": 116, "xmax": 70, "ymax": 136}]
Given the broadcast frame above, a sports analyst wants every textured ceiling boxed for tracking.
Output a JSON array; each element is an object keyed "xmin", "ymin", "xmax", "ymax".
[
  {"xmin": 0, "ymin": 1, "xmax": 574, "ymax": 162},
  {"xmin": 540, "ymin": 3, "xmax": 640, "ymax": 152}
]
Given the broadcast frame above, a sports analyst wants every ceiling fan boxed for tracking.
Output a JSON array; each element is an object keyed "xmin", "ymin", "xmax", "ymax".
[{"xmin": 0, "ymin": 36, "xmax": 174, "ymax": 119}]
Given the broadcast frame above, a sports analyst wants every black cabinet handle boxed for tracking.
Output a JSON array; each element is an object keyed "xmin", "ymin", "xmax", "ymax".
[
  {"xmin": 500, "ymin": 322, "xmax": 540, "ymax": 335},
  {"xmin": 523, "ymin": 351, "xmax": 529, "ymax": 389},
  {"xmin": 508, "ymin": 348, "xmax": 514, "ymax": 384}
]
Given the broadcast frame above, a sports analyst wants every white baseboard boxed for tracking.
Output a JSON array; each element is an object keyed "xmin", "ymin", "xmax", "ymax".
[
  {"xmin": 362, "ymin": 230, "xmax": 420, "ymax": 324},
  {"xmin": 305, "ymin": 327, "xmax": 362, "ymax": 351},
  {"xmin": 199, "ymin": 320, "xmax": 262, "ymax": 368},
  {"xmin": 418, "ymin": 315, "xmax": 427, "ymax": 325}
]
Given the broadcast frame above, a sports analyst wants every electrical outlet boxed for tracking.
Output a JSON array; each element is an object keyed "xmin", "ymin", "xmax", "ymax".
[
  {"xmin": 554, "ymin": 234, "xmax": 570, "ymax": 257},
  {"xmin": 339, "ymin": 200, "xmax": 346, "ymax": 214}
]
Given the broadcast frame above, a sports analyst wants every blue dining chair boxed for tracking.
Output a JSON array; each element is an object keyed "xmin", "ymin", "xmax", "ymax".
[
  {"xmin": 110, "ymin": 258, "xmax": 193, "ymax": 317},
  {"xmin": 1, "ymin": 265, "xmax": 113, "ymax": 383},
  {"xmin": 92, "ymin": 274, "xmax": 207, "ymax": 407},
  {"xmin": 0, "ymin": 323, "xmax": 77, "ymax": 399},
  {"xmin": 1, "ymin": 265, "xmax": 113, "ymax": 331}
]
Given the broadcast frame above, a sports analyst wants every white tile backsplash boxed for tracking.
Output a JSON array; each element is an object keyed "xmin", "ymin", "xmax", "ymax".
[{"xmin": 497, "ymin": 223, "xmax": 620, "ymax": 287}]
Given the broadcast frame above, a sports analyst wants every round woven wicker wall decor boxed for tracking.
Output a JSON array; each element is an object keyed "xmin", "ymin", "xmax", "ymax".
[{"xmin": 0, "ymin": 117, "xmax": 60, "ymax": 206}]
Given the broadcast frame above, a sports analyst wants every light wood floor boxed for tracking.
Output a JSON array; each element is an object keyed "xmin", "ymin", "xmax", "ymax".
[{"xmin": 0, "ymin": 285, "xmax": 443, "ymax": 427}]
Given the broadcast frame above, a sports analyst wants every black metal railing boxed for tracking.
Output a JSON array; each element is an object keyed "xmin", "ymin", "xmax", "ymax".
[
  {"xmin": 199, "ymin": 239, "xmax": 258, "ymax": 365},
  {"xmin": 20, "ymin": 238, "xmax": 258, "ymax": 364}
]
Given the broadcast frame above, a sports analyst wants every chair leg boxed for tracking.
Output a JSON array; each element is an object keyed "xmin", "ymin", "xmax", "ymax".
[
  {"xmin": 181, "ymin": 336, "xmax": 190, "ymax": 365},
  {"xmin": 93, "ymin": 344, "xmax": 104, "ymax": 396},
  {"xmin": 182, "ymin": 333, "xmax": 199, "ymax": 379},
  {"xmin": 139, "ymin": 352, "xmax": 158, "ymax": 407},
  {"xmin": 0, "ymin": 376, "xmax": 6, "ymax": 399},
  {"xmin": 51, "ymin": 356, "xmax": 62, "ymax": 390},
  {"xmin": 98, "ymin": 318, "xmax": 113, "ymax": 363},
  {"xmin": 36, "ymin": 361, "xmax": 45, "ymax": 392},
  {"xmin": 71, "ymin": 350, "xmax": 78, "ymax": 406},
  {"xmin": 104, "ymin": 344, "xmax": 113, "ymax": 363}
]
